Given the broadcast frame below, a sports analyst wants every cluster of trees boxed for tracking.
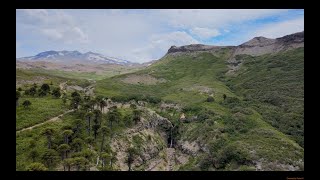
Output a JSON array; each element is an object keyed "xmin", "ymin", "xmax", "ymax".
[
  {"xmin": 17, "ymin": 83, "xmax": 62, "ymax": 109},
  {"xmin": 16, "ymin": 90, "xmax": 32, "ymax": 109},
  {"xmin": 25, "ymin": 92, "xmax": 143, "ymax": 171},
  {"xmin": 22, "ymin": 83, "xmax": 61, "ymax": 98}
]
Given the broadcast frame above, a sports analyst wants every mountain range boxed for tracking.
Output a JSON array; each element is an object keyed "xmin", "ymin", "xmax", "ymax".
[{"xmin": 17, "ymin": 50, "xmax": 133, "ymax": 65}]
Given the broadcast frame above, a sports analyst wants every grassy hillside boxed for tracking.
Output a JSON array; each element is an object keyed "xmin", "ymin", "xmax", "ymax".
[
  {"xmin": 16, "ymin": 69, "xmax": 90, "ymax": 88},
  {"xmin": 224, "ymin": 47, "xmax": 304, "ymax": 147},
  {"xmin": 95, "ymin": 48, "xmax": 304, "ymax": 170},
  {"xmin": 16, "ymin": 96, "xmax": 67, "ymax": 130},
  {"xmin": 16, "ymin": 47, "xmax": 304, "ymax": 171},
  {"xmin": 96, "ymin": 50, "xmax": 235, "ymax": 107}
]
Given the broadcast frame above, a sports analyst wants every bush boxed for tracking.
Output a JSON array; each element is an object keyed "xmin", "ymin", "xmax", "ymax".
[
  {"xmin": 38, "ymin": 89, "xmax": 47, "ymax": 97},
  {"xmin": 199, "ymin": 156, "xmax": 212, "ymax": 171},
  {"xmin": 111, "ymin": 96, "xmax": 129, "ymax": 102},
  {"xmin": 52, "ymin": 88, "xmax": 61, "ymax": 98},
  {"xmin": 218, "ymin": 144, "xmax": 250, "ymax": 166},
  {"xmin": 143, "ymin": 95, "xmax": 161, "ymax": 104},
  {"xmin": 182, "ymin": 105, "xmax": 202, "ymax": 113},
  {"xmin": 22, "ymin": 100, "xmax": 32, "ymax": 108},
  {"xmin": 41, "ymin": 84, "xmax": 50, "ymax": 92},
  {"xmin": 230, "ymin": 106, "xmax": 253, "ymax": 115},
  {"xmin": 206, "ymin": 96, "xmax": 215, "ymax": 102},
  {"xmin": 71, "ymin": 91, "xmax": 81, "ymax": 98},
  {"xmin": 25, "ymin": 87, "xmax": 37, "ymax": 96},
  {"xmin": 222, "ymin": 115, "xmax": 251, "ymax": 134}
]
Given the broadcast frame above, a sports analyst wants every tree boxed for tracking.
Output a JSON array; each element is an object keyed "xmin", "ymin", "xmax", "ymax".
[
  {"xmin": 63, "ymin": 158, "xmax": 74, "ymax": 171},
  {"xmin": 50, "ymin": 81, "xmax": 53, "ymax": 85},
  {"xmin": 101, "ymin": 153, "xmax": 111, "ymax": 169},
  {"xmin": 41, "ymin": 83, "xmax": 50, "ymax": 92},
  {"xmin": 38, "ymin": 89, "xmax": 47, "ymax": 97},
  {"xmin": 62, "ymin": 97, "xmax": 67, "ymax": 104},
  {"xmin": 71, "ymin": 138, "xmax": 83, "ymax": 152},
  {"xmin": 73, "ymin": 119, "xmax": 82, "ymax": 133},
  {"xmin": 81, "ymin": 103, "xmax": 91, "ymax": 112},
  {"xmin": 29, "ymin": 87, "xmax": 37, "ymax": 96},
  {"xmin": 41, "ymin": 149, "xmax": 59, "ymax": 169},
  {"xmin": 62, "ymin": 130, "xmax": 73, "ymax": 144},
  {"xmin": 92, "ymin": 124, "xmax": 100, "ymax": 140},
  {"xmin": 130, "ymin": 104, "xmax": 137, "ymax": 109},
  {"xmin": 109, "ymin": 150, "xmax": 117, "ymax": 169},
  {"xmin": 107, "ymin": 110, "xmax": 120, "ymax": 134},
  {"xmin": 89, "ymin": 99, "xmax": 97, "ymax": 110},
  {"xmin": 85, "ymin": 112, "xmax": 94, "ymax": 135},
  {"xmin": 26, "ymin": 162, "xmax": 48, "ymax": 171},
  {"xmin": 22, "ymin": 100, "xmax": 32, "ymax": 108},
  {"xmin": 223, "ymin": 94, "xmax": 227, "ymax": 101},
  {"xmin": 41, "ymin": 128, "xmax": 55, "ymax": 149},
  {"xmin": 93, "ymin": 109, "xmax": 102, "ymax": 126},
  {"xmin": 206, "ymin": 96, "xmax": 215, "ymax": 102},
  {"xmin": 16, "ymin": 91, "xmax": 21, "ymax": 107},
  {"xmin": 132, "ymin": 110, "xmax": 142, "ymax": 125},
  {"xmin": 99, "ymin": 99, "xmax": 107, "ymax": 112},
  {"xmin": 84, "ymin": 95, "xmax": 91, "ymax": 102},
  {"xmin": 17, "ymin": 87, "xmax": 22, "ymax": 91},
  {"xmin": 52, "ymin": 88, "xmax": 61, "ymax": 98},
  {"xmin": 33, "ymin": 83, "xmax": 37, "ymax": 89},
  {"xmin": 125, "ymin": 147, "xmax": 137, "ymax": 171},
  {"xmin": 70, "ymin": 96, "xmax": 81, "ymax": 110},
  {"xmin": 71, "ymin": 91, "xmax": 81, "ymax": 98},
  {"xmin": 99, "ymin": 126, "xmax": 109, "ymax": 155},
  {"xmin": 62, "ymin": 93, "xmax": 67, "ymax": 104},
  {"xmin": 73, "ymin": 157, "xmax": 88, "ymax": 171},
  {"xmin": 85, "ymin": 137, "xmax": 94, "ymax": 150},
  {"xmin": 29, "ymin": 149, "xmax": 39, "ymax": 162},
  {"xmin": 57, "ymin": 144, "xmax": 71, "ymax": 160},
  {"xmin": 81, "ymin": 149, "xmax": 94, "ymax": 164}
]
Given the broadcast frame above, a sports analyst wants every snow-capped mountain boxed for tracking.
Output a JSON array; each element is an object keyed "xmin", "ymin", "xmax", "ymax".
[{"xmin": 17, "ymin": 50, "xmax": 132, "ymax": 65}]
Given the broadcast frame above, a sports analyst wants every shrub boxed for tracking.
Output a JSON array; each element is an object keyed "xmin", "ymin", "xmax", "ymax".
[
  {"xmin": 182, "ymin": 105, "xmax": 202, "ymax": 113},
  {"xmin": 218, "ymin": 144, "xmax": 250, "ymax": 166},
  {"xmin": 206, "ymin": 96, "xmax": 215, "ymax": 102},
  {"xmin": 71, "ymin": 91, "xmax": 81, "ymax": 98},
  {"xmin": 52, "ymin": 88, "xmax": 61, "ymax": 98},
  {"xmin": 22, "ymin": 100, "xmax": 32, "ymax": 108},
  {"xmin": 38, "ymin": 89, "xmax": 47, "ymax": 97},
  {"xmin": 41, "ymin": 83, "xmax": 50, "ymax": 92}
]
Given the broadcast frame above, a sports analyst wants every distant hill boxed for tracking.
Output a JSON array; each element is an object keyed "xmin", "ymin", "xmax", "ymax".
[{"xmin": 17, "ymin": 50, "xmax": 135, "ymax": 65}]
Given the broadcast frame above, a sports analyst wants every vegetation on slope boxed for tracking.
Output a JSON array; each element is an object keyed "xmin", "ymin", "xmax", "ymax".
[{"xmin": 224, "ymin": 48, "xmax": 304, "ymax": 147}]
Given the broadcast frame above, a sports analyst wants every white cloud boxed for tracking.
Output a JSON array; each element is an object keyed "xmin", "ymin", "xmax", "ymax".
[
  {"xmin": 41, "ymin": 29, "xmax": 63, "ymax": 40},
  {"xmin": 252, "ymin": 17, "xmax": 304, "ymax": 38},
  {"xmin": 131, "ymin": 31, "xmax": 199, "ymax": 62},
  {"xmin": 17, "ymin": 9, "xmax": 89, "ymax": 44},
  {"xmin": 190, "ymin": 27, "xmax": 220, "ymax": 39},
  {"xmin": 155, "ymin": 9, "xmax": 288, "ymax": 29},
  {"xmin": 16, "ymin": 9, "xmax": 303, "ymax": 62}
]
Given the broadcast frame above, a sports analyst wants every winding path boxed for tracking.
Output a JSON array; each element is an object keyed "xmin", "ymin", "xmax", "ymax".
[{"xmin": 16, "ymin": 109, "xmax": 74, "ymax": 133}]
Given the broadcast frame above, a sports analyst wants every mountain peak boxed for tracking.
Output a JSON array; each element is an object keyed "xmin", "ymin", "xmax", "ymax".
[
  {"xmin": 167, "ymin": 44, "xmax": 223, "ymax": 54},
  {"xmin": 240, "ymin": 36, "xmax": 275, "ymax": 47}
]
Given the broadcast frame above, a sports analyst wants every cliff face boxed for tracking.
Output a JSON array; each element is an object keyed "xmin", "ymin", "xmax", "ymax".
[
  {"xmin": 166, "ymin": 31, "xmax": 304, "ymax": 57},
  {"xmin": 167, "ymin": 44, "xmax": 230, "ymax": 54}
]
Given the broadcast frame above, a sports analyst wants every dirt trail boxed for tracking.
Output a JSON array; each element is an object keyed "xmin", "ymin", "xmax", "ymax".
[
  {"xmin": 16, "ymin": 109, "xmax": 74, "ymax": 133},
  {"xmin": 166, "ymin": 148, "xmax": 175, "ymax": 171}
]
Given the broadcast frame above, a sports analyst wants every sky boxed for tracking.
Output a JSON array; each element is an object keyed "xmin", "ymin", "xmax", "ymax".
[{"xmin": 16, "ymin": 9, "xmax": 304, "ymax": 63}]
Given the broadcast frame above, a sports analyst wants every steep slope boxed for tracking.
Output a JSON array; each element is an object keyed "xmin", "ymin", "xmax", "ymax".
[{"xmin": 95, "ymin": 32, "xmax": 304, "ymax": 171}]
